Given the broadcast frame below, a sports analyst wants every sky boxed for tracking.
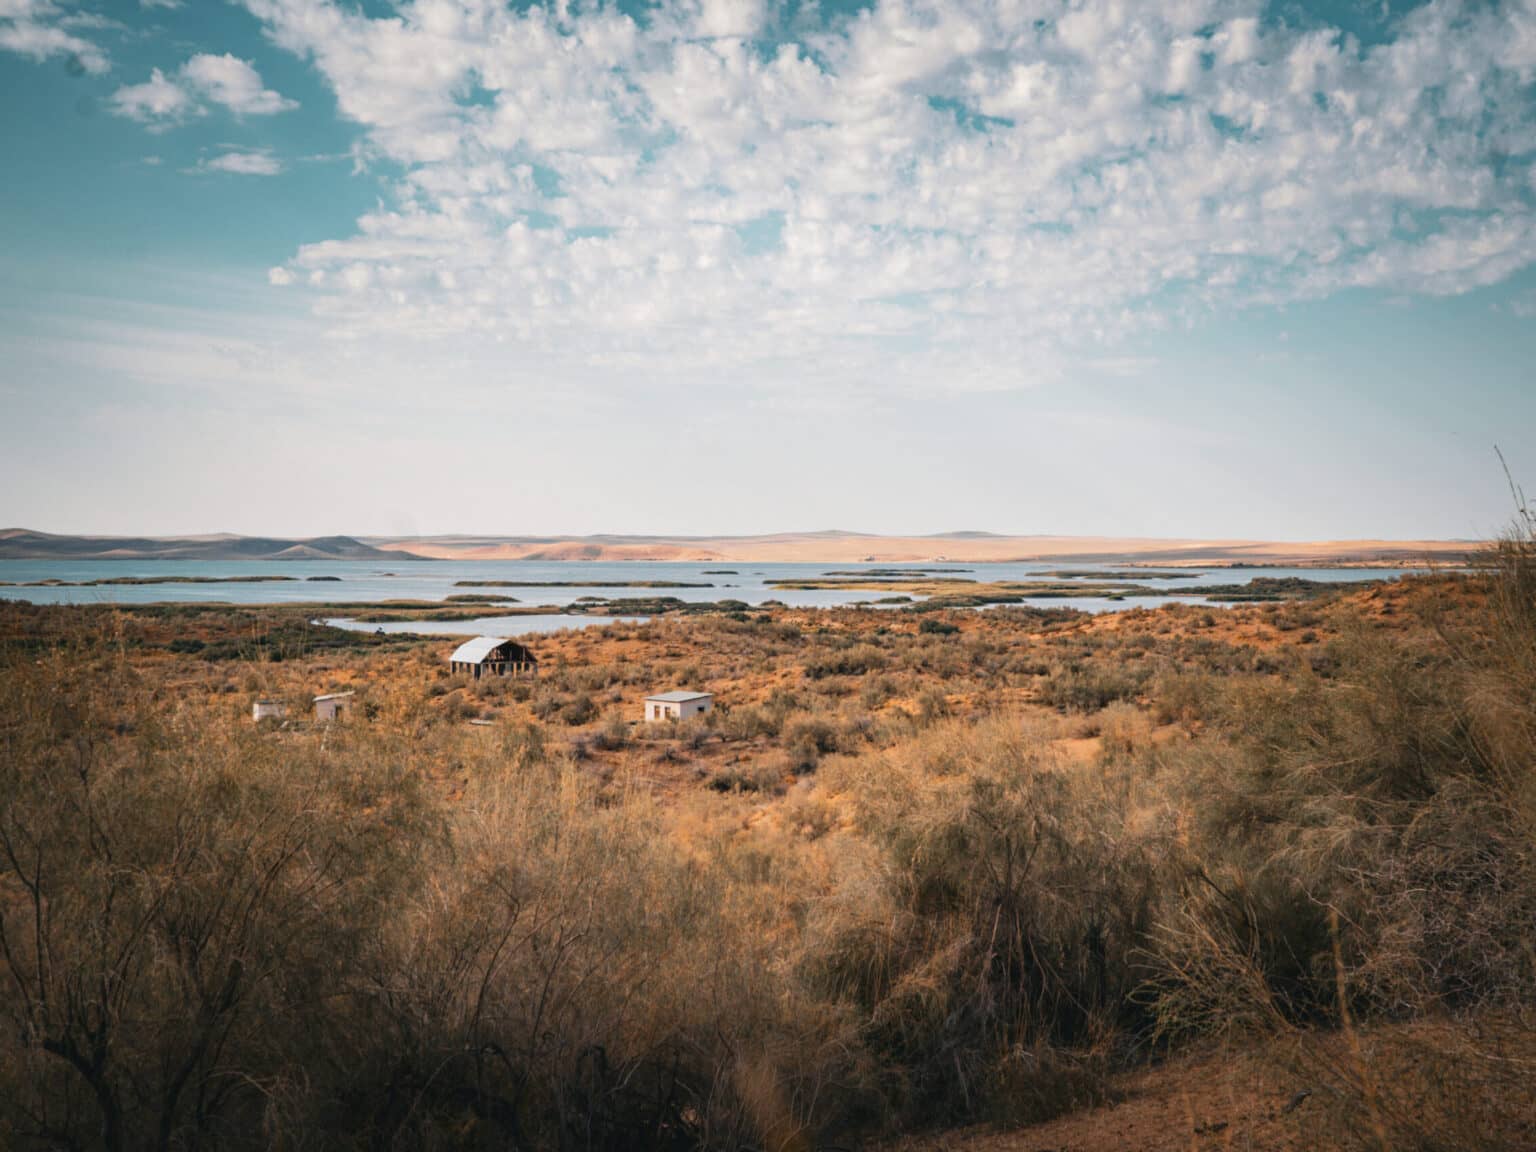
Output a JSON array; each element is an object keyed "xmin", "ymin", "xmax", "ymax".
[{"xmin": 2, "ymin": 0, "xmax": 1535, "ymax": 541}]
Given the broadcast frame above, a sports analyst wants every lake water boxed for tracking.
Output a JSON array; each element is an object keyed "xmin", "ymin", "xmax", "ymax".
[
  {"xmin": 0, "ymin": 557, "xmax": 1429, "ymax": 615},
  {"xmin": 327, "ymin": 614, "xmax": 650, "ymax": 637}
]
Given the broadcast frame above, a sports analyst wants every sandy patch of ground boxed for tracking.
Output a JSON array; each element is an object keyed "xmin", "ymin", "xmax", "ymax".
[
  {"xmin": 372, "ymin": 534, "xmax": 1476, "ymax": 566},
  {"xmin": 882, "ymin": 1014, "xmax": 1536, "ymax": 1152}
]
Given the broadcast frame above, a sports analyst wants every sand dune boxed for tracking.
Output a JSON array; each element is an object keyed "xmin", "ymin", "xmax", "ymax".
[
  {"xmin": 367, "ymin": 532, "xmax": 1478, "ymax": 567},
  {"xmin": 1, "ymin": 528, "xmax": 1477, "ymax": 566}
]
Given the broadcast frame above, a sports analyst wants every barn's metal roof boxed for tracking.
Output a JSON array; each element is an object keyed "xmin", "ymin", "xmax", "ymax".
[
  {"xmin": 645, "ymin": 690, "xmax": 713, "ymax": 703},
  {"xmin": 313, "ymin": 692, "xmax": 355, "ymax": 702},
  {"xmin": 449, "ymin": 636, "xmax": 515, "ymax": 664}
]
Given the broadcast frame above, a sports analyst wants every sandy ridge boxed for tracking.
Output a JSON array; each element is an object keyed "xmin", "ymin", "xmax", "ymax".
[{"xmin": 365, "ymin": 533, "xmax": 1478, "ymax": 566}]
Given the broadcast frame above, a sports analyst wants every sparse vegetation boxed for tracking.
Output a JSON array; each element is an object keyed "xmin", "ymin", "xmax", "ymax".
[{"xmin": 1, "ymin": 527, "xmax": 1531, "ymax": 1151}]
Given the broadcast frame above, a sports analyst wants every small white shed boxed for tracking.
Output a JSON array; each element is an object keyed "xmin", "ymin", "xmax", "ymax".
[
  {"xmin": 313, "ymin": 691, "xmax": 355, "ymax": 723},
  {"xmin": 645, "ymin": 691, "xmax": 714, "ymax": 722},
  {"xmin": 252, "ymin": 699, "xmax": 288, "ymax": 722}
]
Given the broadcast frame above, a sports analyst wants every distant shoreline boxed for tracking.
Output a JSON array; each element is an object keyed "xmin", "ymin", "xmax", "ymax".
[
  {"xmin": 1, "ymin": 528, "xmax": 1481, "ymax": 568},
  {"xmin": 359, "ymin": 532, "xmax": 1482, "ymax": 567}
]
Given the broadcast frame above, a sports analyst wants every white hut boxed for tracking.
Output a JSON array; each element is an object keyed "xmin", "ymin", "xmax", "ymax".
[
  {"xmin": 448, "ymin": 636, "xmax": 538, "ymax": 679},
  {"xmin": 644, "ymin": 691, "xmax": 714, "ymax": 722},
  {"xmin": 313, "ymin": 691, "xmax": 355, "ymax": 723},
  {"xmin": 252, "ymin": 699, "xmax": 288, "ymax": 722}
]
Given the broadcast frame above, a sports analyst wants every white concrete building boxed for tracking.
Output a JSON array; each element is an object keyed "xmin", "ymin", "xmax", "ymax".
[
  {"xmin": 645, "ymin": 691, "xmax": 713, "ymax": 722},
  {"xmin": 252, "ymin": 699, "xmax": 287, "ymax": 722},
  {"xmin": 313, "ymin": 691, "xmax": 355, "ymax": 723}
]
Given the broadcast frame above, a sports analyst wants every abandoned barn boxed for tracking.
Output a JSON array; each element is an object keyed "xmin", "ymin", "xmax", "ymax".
[
  {"xmin": 449, "ymin": 635, "xmax": 539, "ymax": 678},
  {"xmin": 645, "ymin": 691, "xmax": 714, "ymax": 722}
]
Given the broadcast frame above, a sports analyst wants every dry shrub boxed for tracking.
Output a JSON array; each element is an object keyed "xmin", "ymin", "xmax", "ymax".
[
  {"xmin": 0, "ymin": 646, "xmax": 438, "ymax": 1152},
  {"xmin": 0, "ymin": 643, "xmax": 853, "ymax": 1151},
  {"xmin": 707, "ymin": 760, "xmax": 788, "ymax": 794},
  {"xmin": 804, "ymin": 717, "xmax": 1174, "ymax": 1125},
  {"xmin": 782, "ymin": 716, "xmax": 839, "ymax": 772},
  {"xmin": 803, "ymin": 643, "xmax": 886, "ymax": 680},
  {"xmin": 560, "ymin": 690, "xmax": 598, "ymax": 726},
  {"xmin": 592, "ymin": 710, "xmax": 631, "ymax": 750},
  {"xmin": 1142, "ymin": 523, "xmax": 1536, "ymax": 1042},
  {"xmin": 1096, "ymin": 700, "xmax": 1152, "ymax": 759},
  {"xmin": 1458, "ymin": 506, "xmax": 1536, "ymax": 840},
  {"xmin": 860, "ymin": 675, "xmax": 898, "ymax": 709},
  {"xmin": 1149, "ymin": 668, "xmax": 1219, "ymax": 727},
  {"xmin": 983, "ymin": 1043, "xmax": 1116, "ymax": 1128},
  {"xmin": 1037, "ymin": 664, "xmax": 1144, "ymax": 712},
  {"xmin": 915, "ymin": 686, "xmax": 950, "ymax": 725},
  {"xmin": 352, "ymin": 761, "xmax": 812, "ymax": 1150}
]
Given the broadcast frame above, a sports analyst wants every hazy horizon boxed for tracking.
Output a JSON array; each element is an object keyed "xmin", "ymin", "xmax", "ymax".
[{"xmin": 0, "ymin": 525, "xmax": 1492, "ymax": 545}]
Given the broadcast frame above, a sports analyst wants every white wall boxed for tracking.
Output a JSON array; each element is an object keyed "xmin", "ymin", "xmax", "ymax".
[
  {"xmin": 645, "ymin": 697, "xmax": 712, "ymax": 722},
  {"xmin": 314, "ymin": 697, "xmax": 350, "ymax": 722}
]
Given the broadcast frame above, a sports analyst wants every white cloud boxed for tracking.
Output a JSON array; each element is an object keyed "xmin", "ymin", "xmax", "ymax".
[
  {"xmin": 111, "ymin": 52, "xmax": 296, "ymax": 124},
  {"xmin": 181, "ymin": 53, "xmax": 298, "ymax": 115},
  {"xmin": 199, "ymin": 149, "xmax": 284, "ymax": 176},
  {"xmin": 0, "ymin": 0, "xmax": 110, "ymax": 73},
  {"xmin": 1505, "ymin": 293, "xmax": 1536, "ymax": 319},
  {"xmin": 693, "ymin": 0, "xmax": 767, "ymax": 40},
  {"xmin": 236, "ymin": 0, "xmax": 1536, "ymax": 393},
  {"xmin": 111, "ymin": 67, "xmax": 195, "ymax": 123}
]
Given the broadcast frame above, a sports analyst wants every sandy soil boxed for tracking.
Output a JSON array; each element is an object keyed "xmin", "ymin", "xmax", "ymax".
[
  {"xmin": 881, "ymin": 1014, "xmax": 1536, "ymax": 1152},
  {"xmin": 885, "ymin": 1041, "xmax": 1303, "ymax": 1152},
  {"xmin": 369, "ymin": 533, "xmax": 1477, "ymax": 566}
]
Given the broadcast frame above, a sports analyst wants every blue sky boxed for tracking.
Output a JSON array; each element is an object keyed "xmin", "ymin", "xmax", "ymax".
[{"xmin": 2, "ymin": 0, "xmax": 1535, "ymax": 541}]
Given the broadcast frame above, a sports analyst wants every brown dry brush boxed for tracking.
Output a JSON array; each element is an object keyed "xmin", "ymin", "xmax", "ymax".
[
  {"xmin": 1149, "ymin": 531, "xmax": 1536, "ymax": 1036},
  {"xmin": 0, "ymin": 640, "xmax": 448, "ymax": 1152},
  {"xmin": 791, "ymin": 518, "xmax": 1536, "ymax": 1134},
  {"xmin": 1139, "ymin": 520, "xmax": 1536, "ymax": 1145},
  {"xmin": 0, "ymin": 641, "xmax": 845, "ymax": 1151},
  {"xmin": 802, "ymin": 719, "xmax": 1176, "ymax": 1128},
  {"xmin": 2, "ymin": 520, "xmax": 1534, "ymax": 1150}
]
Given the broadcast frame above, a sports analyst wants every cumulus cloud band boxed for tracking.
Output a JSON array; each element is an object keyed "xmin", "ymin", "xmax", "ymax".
[{"xmin": 231, "ymin": 0, "xmax": 1536, "ymax": 382}]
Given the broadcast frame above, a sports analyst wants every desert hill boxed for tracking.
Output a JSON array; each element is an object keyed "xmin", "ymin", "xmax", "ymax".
[
  {"xmin": 0, "ymin": 529, "xmax": 424, "ymax": 562},
  {"xmin": 0, "ymin": 528, "xmax": 1479, "ymax": 566},
  {"xmin": 362, "ymin": 531, "xmax": 1477, "ymax": 566}
]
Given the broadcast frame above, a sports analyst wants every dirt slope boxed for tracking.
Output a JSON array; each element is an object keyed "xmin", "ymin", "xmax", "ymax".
[{"xmin": 884, "ymin": 1015, "xmax": 1536, "ymax": 1152}]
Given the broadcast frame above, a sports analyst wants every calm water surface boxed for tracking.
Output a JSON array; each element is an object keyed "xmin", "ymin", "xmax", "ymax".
[
  {"xmin": 326, "ymin": 614, "xmax": 649, "ymax": 637},
  {"xmin": 0, "ymin": 558, "xmax": 1430, "ymax": 614}
]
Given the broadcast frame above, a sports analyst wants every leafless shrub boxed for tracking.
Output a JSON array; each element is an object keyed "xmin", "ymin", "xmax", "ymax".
[{"xmin": 804, "ymin": 718, "xmax": 1174, "ymax": 1125}]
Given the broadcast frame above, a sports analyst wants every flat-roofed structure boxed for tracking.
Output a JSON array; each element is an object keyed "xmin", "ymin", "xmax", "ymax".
[
  {"xmin": 645, "ymin": 690, "xmax": 713, "ymax": 722},
  {"xmin": 313, "ymin": 691, "xmax": 355, "ymax": 723},
  {"xmin": 448, "ymin": 636, "xmax": 538, "ymax": 679}
]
